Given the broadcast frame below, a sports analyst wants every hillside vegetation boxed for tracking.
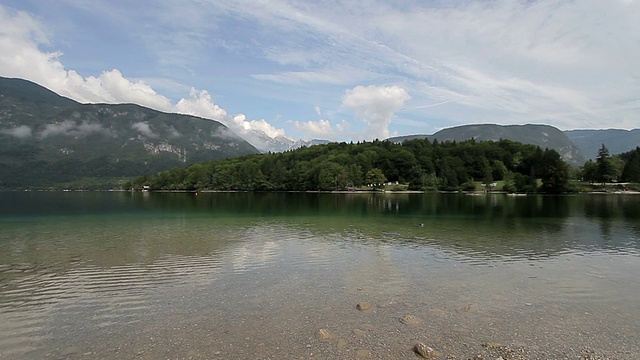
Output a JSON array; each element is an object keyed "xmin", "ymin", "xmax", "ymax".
[
  {"xmin": 0, "ymin": 77, "xmax": 258, "ymax": 189},
  {"xmin": 388, "ymin": 123, "xmax": 585, "ymax": 166},
  {"xmin": 137, "ymin": 138, "xmax": 572, "ymax": 193},
  {"xmin": 565, "ymin": 129, "xmax": 640, "ymax": 161}
]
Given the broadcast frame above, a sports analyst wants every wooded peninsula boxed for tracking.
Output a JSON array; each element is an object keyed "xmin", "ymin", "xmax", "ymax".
[{"xmin": 133, "ymin": 138, "xmax": 640, "ymax": 194}]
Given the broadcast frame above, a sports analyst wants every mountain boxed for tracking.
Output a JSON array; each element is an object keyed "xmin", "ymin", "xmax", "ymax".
[
  {"xmin": 388, "ymin": 124, "xmax": 585, "ymax": 166},
  {"xmin": 289, "ymin": 139, "xmax": 331, "ymax": 150},
  {"xmin": 564, "ymin": 129, "xmax": 640, "ymax": 160},
  {"xmin": 248, "ymin": 133, "xmax": 331, "ymax": 153},
  {"xmin": 0, "ymin": 77, "xmax": 258, "ymax": 189}
]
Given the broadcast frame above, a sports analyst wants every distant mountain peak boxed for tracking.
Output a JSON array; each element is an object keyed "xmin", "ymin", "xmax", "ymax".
[{"xmin": 388, "ymin": 123, "xmax": 585, "ymax": 166}]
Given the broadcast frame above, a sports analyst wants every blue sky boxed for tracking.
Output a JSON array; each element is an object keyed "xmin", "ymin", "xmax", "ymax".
[{"xmin": 1, "ymin": 0, "xmax": 639, "ymax": 145}]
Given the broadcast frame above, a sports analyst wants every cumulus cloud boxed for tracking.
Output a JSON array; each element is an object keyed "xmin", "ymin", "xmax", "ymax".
[
  {"xmin": 0, "ymin": 7, "xmax": 174, "ymax": 111},
  {"xmin": 291, "ymin": 106, "xmax": 349, "ymax": 140},
  {"xmin": 189, "ymin": 0, "xmax": 640, "ymax": 130},
  {"xmin": 231, "ymin": 114, "xmax": 285, "ymax": 139},
  {"xmin": 174, "ymin": 92, "xmax": 290, "ymax": 150},
  {"xmin": 7, "ymin": 0, "xmax": 638, "ymax": 142},
  {"xmin": 82, "ymin": 70, "xmax": 174, "ymax": 110},
  {"xmin": 131, "ymin": 122, "xmax": 158, "ymax": 138},
  {"xmin": 0, "ymin": 5, "xmax": 288, "ymax": 149},
  {"xmin": 174, "ymin": 89, "xmax": 288, "ymax": 149},
  {"xmin": 175, "ymin": 88, "xmax": 229, "ymax": 121},
  {"xmin": 1, "ymin": 125, "xmax": 32, "ymax": 138},
  {"xmin": 342, "ymin": 85, "xmax": 410, "ymax": 140},
  {"xmin": 293, "ymin": 119, "xmax": 334, "ymax": 139}
]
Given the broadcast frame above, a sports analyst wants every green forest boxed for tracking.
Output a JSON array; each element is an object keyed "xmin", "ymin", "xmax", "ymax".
[
  {"xmin": 129, "ymin": 139, "xmax": 543, "ymax": 193},
  {"xmin": 134, "ymin": 139, "xmax": 640, "ymax": 194}
]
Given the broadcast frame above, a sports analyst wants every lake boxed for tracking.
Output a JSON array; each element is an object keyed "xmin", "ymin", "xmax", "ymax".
[{"xmin": 0, "ymin": 192, "xmax": 638, "ymax": 359}]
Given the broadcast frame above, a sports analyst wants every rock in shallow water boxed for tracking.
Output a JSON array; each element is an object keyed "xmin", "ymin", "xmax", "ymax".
[
  {"xmin": 413, "ymin": 342, "xmax": 440, "ymax": 359},
  {"xmin": 400, "ymin": 314, "xmax": 422, "ymax": 325},
  {"xmin": 356, "ymin": 302, "xmax": 373, "ymax": 311},
  {"xmin": 314, "ymin": 328, "xmax": 336, "ymax": 342},
  {"xmin": 355, "ymin": 349, "xmax": 371, "ymax": 358}
]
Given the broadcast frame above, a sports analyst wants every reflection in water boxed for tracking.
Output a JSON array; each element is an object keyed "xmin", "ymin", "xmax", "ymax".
[{"xmin": 0, "ymin": 192, "xmax": 639, "ymax": 359}]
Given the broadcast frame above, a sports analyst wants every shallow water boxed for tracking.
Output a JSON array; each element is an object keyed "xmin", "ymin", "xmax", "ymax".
[{"xmin": 0, "ymin": 192, "xmax": 638, "ymax": 359}]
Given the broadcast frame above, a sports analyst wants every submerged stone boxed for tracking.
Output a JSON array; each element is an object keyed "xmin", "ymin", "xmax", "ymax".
[
  {"xmin": 355, "ymin": 349, "xmax": 371, "ymax": 358},
  {"xmin": 399, "ymin": 314, "xmax": 422, "ymax": 325},
  {"xmin": 356, "ymin": 302, "xmax": 373, "ymax": 311},
  {"xmin": 314, "ymin": 328, "xmax": 336, "ymax": 342},
  {"xmin": 413, "ymin": 342, "xmax": 440, "ymax": 359}
]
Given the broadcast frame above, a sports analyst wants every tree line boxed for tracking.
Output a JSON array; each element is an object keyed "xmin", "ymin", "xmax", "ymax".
[
  {"xmin": 134, "ymin": 138, "xmax": 575, "ymax": 193},
  {"xmin": 580, "ymin": 145, "xmax": 640, "ymax": 184}
]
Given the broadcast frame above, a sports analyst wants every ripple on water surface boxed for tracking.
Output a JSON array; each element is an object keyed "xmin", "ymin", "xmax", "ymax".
[
  {"xmin": 0, "ymin": 250, "xmax": 227, "ymax": 358},
  {"xmin": 1, "ymin": 193, "xmax": 640, "ymax": 359}
]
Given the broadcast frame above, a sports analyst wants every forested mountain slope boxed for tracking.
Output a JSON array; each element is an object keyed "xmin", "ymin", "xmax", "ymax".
[
  {"xmin": 0, "ymin": 77, "xmax": 258, "ymax": 189},
  {"xmin": 388, "ymin": 124, "xmax": 585, "ymax": 166},
  {"xmin": 565, "ymin": 129, "xmax": 640, "ymax": 160},
  {"xmin": 140, "ymin": 138, "xmax": 571, "ymax": 193}
]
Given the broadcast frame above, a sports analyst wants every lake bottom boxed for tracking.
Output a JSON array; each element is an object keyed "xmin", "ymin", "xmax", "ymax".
[{"xmin": 1, "ymin": 193, "xmax": 639, "ymax": 359}]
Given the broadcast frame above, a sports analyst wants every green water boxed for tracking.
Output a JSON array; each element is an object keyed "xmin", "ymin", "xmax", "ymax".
[{"xmin": 0, "ymin": 192, "xmax": 639, "ymax": 359}]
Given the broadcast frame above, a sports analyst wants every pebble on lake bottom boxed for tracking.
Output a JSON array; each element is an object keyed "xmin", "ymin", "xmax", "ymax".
[
  {"xmin": 314, "ymin": 328, "xmax": 336, "ymax": 342},
  {"xmin": 355, "ymin": 348, "xmax": 372, "ymax": 358},
  {"xmin": 399, "ymin": 314, "xmax": 422, "ymax": 325},
  {"xmin": 414, "ymin": 342, "xmax": 440, "ymax": 359}
]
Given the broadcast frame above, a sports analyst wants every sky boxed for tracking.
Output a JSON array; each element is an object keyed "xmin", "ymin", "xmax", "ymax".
[{"xmin": 1, "ymin": 0, "xmax": 639, "ymax": 145}]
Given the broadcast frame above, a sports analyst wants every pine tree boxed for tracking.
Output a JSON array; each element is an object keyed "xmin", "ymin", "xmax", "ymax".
[{"xmin": 595, "ymin": 144, "xmax": 616, "ymax": 184}]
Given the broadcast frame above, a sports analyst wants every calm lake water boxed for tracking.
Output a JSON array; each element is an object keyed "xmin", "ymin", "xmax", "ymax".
[{"xmin": 0, "ymin": 192, "xmax": 639, "ymax": 359}]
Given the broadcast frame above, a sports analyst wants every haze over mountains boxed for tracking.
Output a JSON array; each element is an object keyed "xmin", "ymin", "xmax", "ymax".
[{"xmin": 1, "ymin": 76, "xmax": 638, "ymax": 189}]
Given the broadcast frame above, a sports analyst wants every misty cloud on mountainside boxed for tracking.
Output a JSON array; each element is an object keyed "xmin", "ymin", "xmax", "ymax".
[
  {"xmin": 1, "ymin": 125, "xmax": 32, "ymax": 138},
  {"xmin": 39, "ymin": 120, "xmax": 111, "ymax": 138},
  {"xmin": 166, "ymin": 125, "xmax": 181, "ymax": 138},
  {"xmin": 211, "ymin": 126, "xmax": 240, "ymax": 140},
  {"xmin": 131, "ymin": 121, "xmax": 158, "ymax": 138}
]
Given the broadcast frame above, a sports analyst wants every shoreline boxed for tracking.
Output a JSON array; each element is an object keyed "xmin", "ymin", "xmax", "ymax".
[{"xmin": 3, "ymin": 188, "xmax": 640, "ymax": 195}]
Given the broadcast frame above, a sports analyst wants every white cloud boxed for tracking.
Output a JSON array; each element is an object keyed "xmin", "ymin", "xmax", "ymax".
[
  {"xmin": 292, "ymin": 119, "xmax": 334, "ymax": 139},
  {"xmin": 231, "ymin": 114, "xmax": 285, "ymax": 139},
  {"xmin": 39, "ymin": 121, "xmax": 76, "ymax": 138},
  {"xmin": 3, "ymin": 0, "xmax": 640, "ymax": 147},
  {"xmin": 184, "ymin": 0, "xmax": 640, "ymax": 130},
  {"xmin": 131, "ymin": 122, "xmax": 157, "ymax": 138},
  {"xmin": 342, "ymin": 85, "xmax": 411, "ymax": 140},
  {"xmin": 175, "ymin": 88, "xmax": 229, "ymax": 121},
  {"xmin": 39, "ymin": 120, "xmax": 110, "ymax": 138},
  {"xmin": 0, "ymin": 6, "xmax": 173, "ymax": 111},
  {"xmin": 252, "ymin": 67, "xmax": 371, "ymax": 86},
  {"xmin": 175, "ymin": 89, "xmax": 288, "ymax": 146},
  {"xmin": 1, "ymin": 125, "xmax": 32, "ymax": 138},
  {"xmin": 291, "ymin": 104, "xmax": 350, "ymax": 140},
  {"xmin": 84, "ymin": 70, "xmax": 174, "ymax": 110},
  {"xmin": 0, "ymin": 4, "xmax": 289, "ymax": 149}
]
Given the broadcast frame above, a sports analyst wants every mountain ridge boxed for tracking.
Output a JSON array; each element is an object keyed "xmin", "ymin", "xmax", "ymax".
[
  {"xmin": 0, "ymin": 77, "xmax": 259, "ymax": 189},
  {"xmin": 2, "ymin": 76, "xmax": 638, "ymax": 189},
  {"xmin": 388, "ymin": 123, "xmax": 586, "ymax": 166},
  {"xmin": 564, "ymin": 129, "xmax": 640, "ymax": 160}
]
